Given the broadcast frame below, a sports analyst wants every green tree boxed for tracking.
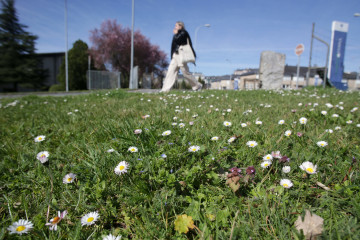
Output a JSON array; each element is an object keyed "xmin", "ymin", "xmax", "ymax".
[
  {"xmin": 56, "ymin": 40, "xmax": 93, "ymax": 91},
  {"xmin": 0, "ymin": 0, "xmax": 46, "ymax": 91}
]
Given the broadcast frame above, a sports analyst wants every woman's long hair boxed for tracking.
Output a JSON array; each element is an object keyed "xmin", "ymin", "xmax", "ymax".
[{"xmin": 176, "ymin": 21, "xmax": 185, "ymax": 30}]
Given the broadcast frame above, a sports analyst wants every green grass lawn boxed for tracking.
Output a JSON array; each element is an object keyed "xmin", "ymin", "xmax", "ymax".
[{"xmin": 0, "ymin": 88, "xmax": 359, "ymax": 239}]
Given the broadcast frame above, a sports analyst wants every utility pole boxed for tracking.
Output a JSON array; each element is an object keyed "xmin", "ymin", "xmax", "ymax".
[{"xmin": 306, "ymin": 23, "xmax": 315, "ymax": 87}]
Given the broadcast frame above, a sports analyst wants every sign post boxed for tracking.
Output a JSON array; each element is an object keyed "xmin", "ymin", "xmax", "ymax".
[
  {"xmin": 328, "ymin": 21, "xmax": 349, "ymax": 90},
  {"xmin": 295, "ymin": 44, "xmax": 304, "ymax": 89}
]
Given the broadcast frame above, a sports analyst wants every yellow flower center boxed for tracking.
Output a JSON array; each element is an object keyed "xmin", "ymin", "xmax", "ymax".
[
  {"xmin": 38, "ymin": 137, "xmax": 42, "ymax": 140},
  {"xmin": 67, "ymin": 178, "xmax": 73, "ymax": 182},
  {"xmin": 306, "ymin": 168, "xmax": 314, "ymax": 173},
  {"xmin": 16, "ymin": 226, "xmax": 26, "ymax": 232},
  {"xmin": 283, "ymin": 183, "xmax": 289, "ymax": 188},
  {"xmin": 266, "ymin": 156, "xmax": 270, "ymax": 159},
  {"xmin": 119, "ymin": 165, "xmax": 125, "ymax": 170},
  {"xmin": 52, "ymin": 216, "xmax": 61, "ymax": 224},
  {"xmin": 41, "ymin": 154, "xmax": 46, "ymax": 158},
  {"xmin": 250, "ymin": 144, "xmax": 254, "ymax": 146},
  {"xmin": 264, "ymin": 163, "xmax": 269, "ymax": 167},
  {"xmin": 87, "ymin": 217, "xmax": 94, "ymax": 222}
]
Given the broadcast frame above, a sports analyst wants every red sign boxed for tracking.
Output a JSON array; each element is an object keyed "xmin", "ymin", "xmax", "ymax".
[{"xmin": 295, "ymin": 44, "xmax": 305, "ymax": 56}]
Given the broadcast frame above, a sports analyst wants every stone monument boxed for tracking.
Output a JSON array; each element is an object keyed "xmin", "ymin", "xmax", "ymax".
[{"xmin": 259, "ymin": 51, "xmax": 285, "ymax": 89}]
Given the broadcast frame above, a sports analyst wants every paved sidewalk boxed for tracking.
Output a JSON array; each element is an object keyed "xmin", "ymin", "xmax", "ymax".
[{"xmin": 0, "ymin": 89, "xmax": 161, "ymax": 99}]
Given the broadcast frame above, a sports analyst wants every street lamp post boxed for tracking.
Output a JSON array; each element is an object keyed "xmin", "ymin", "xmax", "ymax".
[
  {"xmin": 194, "ymin": 24, "xmax": 211, "ymax": 50},
  {"xmin": 129, "ymin": 0, "xmax": 135, "ymax": 89},
  {"xmin": 193, "ymin": 24, "xmax": 210, "ymax": 74},
  {"xmin": 64, "ymin": 0, "xmax": 69, "ymax": 92}
]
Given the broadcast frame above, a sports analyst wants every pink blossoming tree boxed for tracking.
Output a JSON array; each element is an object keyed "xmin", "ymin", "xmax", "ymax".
[{"xmin": 89, "ymin": 20, "xmax": 168, "ymax": 88}]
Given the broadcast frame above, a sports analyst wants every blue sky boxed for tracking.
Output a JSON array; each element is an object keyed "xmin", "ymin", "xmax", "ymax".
[{"xmin": 15, "ymin": 0, "xmax": 360, "ymax": 76}]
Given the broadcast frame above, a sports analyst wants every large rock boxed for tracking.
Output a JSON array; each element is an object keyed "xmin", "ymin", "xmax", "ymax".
[{"xmin": 259, "ymin": 51, "xmax": 285, "ymax": 89}]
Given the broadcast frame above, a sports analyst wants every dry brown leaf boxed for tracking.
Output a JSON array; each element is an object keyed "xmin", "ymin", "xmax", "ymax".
[{"xmin": 295, "ymin": 210, "xmax": 324, "ymax": 239}]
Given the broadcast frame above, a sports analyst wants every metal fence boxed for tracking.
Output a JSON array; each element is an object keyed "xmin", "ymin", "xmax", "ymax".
[{"xmin": 86, "ymin": 70, "xmax": 121, "ymax": 90}]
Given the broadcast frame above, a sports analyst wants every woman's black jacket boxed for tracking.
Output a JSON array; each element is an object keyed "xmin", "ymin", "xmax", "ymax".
[{"xmin": 170, "ymin": 29, "xmax": 196, "ymax": 59}]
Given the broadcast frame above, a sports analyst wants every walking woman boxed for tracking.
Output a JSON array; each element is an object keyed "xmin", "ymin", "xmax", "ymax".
[{"xmin": 161, "ymin": 21, "xmax": 202, "ymax": 92}]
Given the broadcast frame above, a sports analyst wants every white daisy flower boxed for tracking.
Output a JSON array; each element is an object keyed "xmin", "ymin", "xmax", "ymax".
[
  {"xmin": 246, "ymin": 141, "xmax": 258, "ymax": 148},
  {"xmin": 8, "ymin": 219, "xmax": 33, "ymax": 235},
  {"xmin": 357, "ymin": 124, "xmax": 360, "ymax": 128},
  {"xmin": 188, "ymin": 145, "xmax": 200, "ymax": 152},
  {"xmin": 34, "ymin": 135, "xmax": 46, "ymax": 142},
  {"xmin": 284, "ymin": 130, "xmax": 291, "ymax": 137},
  {"xmin": 241, "ymin": 123, "xmax": 247, "ymax": 127},
  {"xmin": 317, "ymin": 141, "xmax": 328, "ymax": 147},
  {"xmin": 162, "ymin": 130, "xmax": 171, "ymax": 136},
  {"xmin": 173, "ymin": 117, "xmax": 178, "ymax": 121},
  {"xmin": 45, "ymin": 210, "xmax": 67, "ymax": 231},
  {"xmin": 179, "ymin": 123, "xmax": 185, "ymax": 128},
  {"xmin": 263, "ymin": 154, "xmax": 273, "ymax": 161},
  {"xmin": 282, "ymin": 166, "xmax": 291, "ymax": 173},
  {"xmin": 335, "ymin": 126, "xmax": 341, "ymax": 130},
  {"xmin": 128, "ymin": 146, "xmax": 138, "ymax": 153},
  {"xmin": 325, "ymin": 129, "xmax": 333, "ymax": 133},
  {"xmin": 228, "ymin": 137, "xmax": 236, "ymax": 143},
  {"xmin": 350, "ymin": 107, "xmax": 358, "ymax": 112},
  {"xmin": 63, "ymin": 173, "xmax": 76, "ymax": 184},
  {"xmin": 332, "ymin": 114, "xmax": 339, "ymax": 118},
  {"xmin": 325, "ymin": 103, "xmax": 333, "ymax": 108},
  {"xmin": 81, "ymin": 212, "xmax": 100, "ymax": 226},
  {"xmin": 103, "ymin": 234, "xmax": 122, "ymax": 240},
  {"xmin": 346, "ymin": 120, "xmax": 353, "ymax": 124},
  {"xmin": 223, "ymin": 121, "xmax": 232, "ymax": 127},
  {"xmin": 107, "ymin": 149, "xmax": 115, "ymax": 153},
  {"xmin": 227, "ymin": 109, "xmax": 231, "ymax": 112},
  {"xmin": 278, "ymin": 120, "xmax": 285, "ymax": 125},
  {"xmin": 299, "ymin": 161, "xmax": 317, "ymax": 174},
  {"xmin": 255, "ymin": 120, "xmax": 262, "ymax": 125},
  {"xmin": 280, "ymin": 179, "xmax": 293, "ymax": 188},
  {"xmin": 68, "ymin": 112, "xmax": 73, "ymax": 115},
  {"xmin": 211, "ymin": 136, "xmax": 219, "ymax": 141},
  {"xmin": 114, "ymin": 161, "xmax": 129, "ymax": 175},
  {"xmin": 321, "ymin": 111, "xmax": 327, "ymax": 115},
  {"xmin": 37, "ymin": 151, "xmax": 49, "ymax": 163},
  {"xmin": 171, "ymin": 122, "xmax": 177, "ymax": 126},
  {"xmin": 299, "ymin": 117, "xmax": 307, "ymax": 125},
  {"xmin": 134, "ymin": 129, "xmax": 142, "ymax": 134},
  {"xmin": 261, "ymin": 160, "xmax": 272, "ymax": 168}
]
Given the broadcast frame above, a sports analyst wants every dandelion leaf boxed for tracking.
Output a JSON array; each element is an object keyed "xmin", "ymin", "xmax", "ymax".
[
  {"xmin": 174, "ymin": 214, "xmax": 195, "ymax": 234},
  {"xmin": 295, "ymin": 210, "xmax": 324, "ymax": 239}
]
